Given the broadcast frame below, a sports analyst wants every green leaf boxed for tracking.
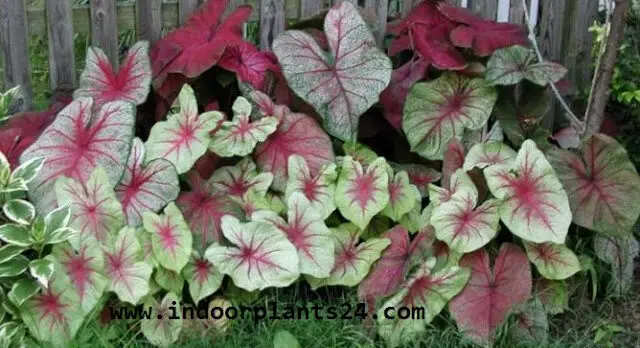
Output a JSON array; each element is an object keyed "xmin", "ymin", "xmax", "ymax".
[
  {"xmin": 183, "ymin": 251, "xmax": 223, "ymax": 304},
  {"xmin": 141, "ymin": 292, "xmax": 182, "ymax": 347},
  {"xmin": 210, "ymin": 97, "xmax": 278, "ymax": 157},
  {"xmin": 8, "ymin": 279, "xmax": 40, "ymax": 306},
  {"xmin": 105, "ymin": 227, "xmax": 153, "ymax": 304},
  {"xmin": 382, "ymin": 170, "xmax": 420, "ymax": 222},
  {"xmin": 3, "ymin": 199, "xmax": 35, "ymax": 224},
  {"xmin": 29, "ymin": 259, "xmax": 55, "ymax": 288},
  {"xmin": 509, "ymin": 298, "xmax": 549, "ymax": 344},
  {"xmin": 335, "ymin": 156, "xmax": 390, "ymax": 230},
  {"xmin": 154, "ymin": 266, "xmax": 185, "ymax": 294},
  {"xmin": 285, "ymin": 155, "xmax": 337, "ymax": 220},
  {"xmin": 523, "ymin": 242, "xmax": 581, "ymax": 280},
  {"xmin": 1, "ymin": 178, "xmax": 27, "ymax": 194},
  {"xmin": 43, "ymin": 205, "xmax": 71, "ymax": 239},
  {"xmin": 273, "ymin": 330, "xmax": 301, "ymax": 348},
  {"xmin": 10, "ymin": 157, "xmax": 44, "ymax": 184},
  {"xmin": 0, "ymin": 244, "xmax": 26, "ymax": 263},
  {"xmin": 143, "ymin": 202, "xmax": 193, "ymax": 273},
  {"xmin": 0, "ymin": 152, "xmax": 10, "ymax": 185},
  {"xmin": 0, "ymin": 224, "xmax": 32, "ymax": 246},
  {"xmin": 463, "ymin": 141, "xmax": 517, "ymax": 170},
  {"xmin": 486, "ymin": 45, "xmax": 567, "ymax": 86},
  {"xmin": 343, "ymin": 142, "xmax": 379, "ymax": 167}
]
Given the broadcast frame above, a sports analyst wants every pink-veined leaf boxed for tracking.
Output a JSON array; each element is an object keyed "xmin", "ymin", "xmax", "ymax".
[
  {"xmin": 218, "ymin": 41, "xmax": 278, "ymax": 90},
  {"xmin": 104, "ymin": 227, "xmax": 153, "ymax": 304},
  {"xmin": 51, "ymin": 237, "xmax": 107, "ymax": 314},
  {"xmin": 485, "ymin": 45, "xmax": 567, "ymax": 86},
  {"xmin": 523, "ymin": 241, "xmax": 580, "ymax": 280},
  {"xmin": 437, "ymin": 2, "xmax": 528, "ymax": 57},
  {"xmin": 145, "ymin": 84, "xmax": 223, "ymax": 174},
  {"xmin": 535, "ymin": 279, "xmax": 569, "ymax": 315},
  {"xmin": 305, "ymin": 223, "xmax": 390, "ymax": 289},
  {"xmin": 448, "ymin": 243, "xmax": 532, "ymax": 345},
  {"xmin": 548, "ymin": 134, "xmax": 640, "ymax": 236},
  {"xmin": 209, "ymin": 157, "xmax": 273, "ymax": 199},
  {"xmin": 20, "ymin": 256, "xmax": 84, "ymax": 347},
  {"xmin": 236, "ymin": 188, "xmax": 284, "ymax": 219},
  {"xmin": 55, "ymin": 167, "xmax": 124, "ymax": 247},
  {"xmin": 403, "ymin": 72, "xmax": 497, "ymax": 160},
  {"xmin": 335, "ymin": 156, "xmax": 390, "ymax": 230},
  {"xmin": 74, "ymin": 41, "xmax": 151, "ymax": 106},
  {"xmin": 485, "ymin": 140, "xmax": 572, "ymax": 244},
  {"xmin": 390, "ymin": 163, "xmax": 441, "ymax": 198},
  {"xmin": 183, "ymin": 251, "xmax": 223, "ymax": 304},
  {"xmin": 358, "ymin": 226, "xmax": 434, "ymax": 299},
  {"xmin": 379, "ymin": 58, "xmax": 429, "ymax": 130},
  {"xmin": 463, "ymin": 141, "xmax": 517, "ymax": 171},
  {"xmin": 176, "ymin": 171, "xmax": 242, "ymax": 251},
  {"xmin": 115, "ymin": 137, "xmax": 180, "ymax": 227},
  {"xmin": 382, "ymin": 170, "xmax": 421, "ymax": 222},
  {"xmin": 253, "ymin": 192, "xmax": 335, "ymax": 278},
  {"xmin": 141, "ymin": 292, "xmax": 182, "ymax": 347},
  {"xmin": 377, "ymin": 260, "xmax": 470, "ymax": 347},
  {"xmin": 431, "ymin": 169, "xmax": 500, "ymax": 253},
  {"xmin": 254, "ymin": 107, "xmax": 335, "ymax": 192},
  {"xmin": 594, "ymin": 235, "xmax": 639, "ymax": 295},
  {"xmin": 285, "ymin": 155, "xmax": 337, "ymax": 220},
  {"xmin": 428, "ymin": 167, "xmax": 477, "ymax": 206},
  {"xmin": 209, "ymin": 97, "xmax": 278, "ymax": 157},
  {"xmin": 442, "ymin": 138, "xmax": 465, "ymax": 189},
  {"xmin": 154, "ymin": 266, "xmax": 185, "ymax": 294},
  {"xmin": 20, "ymin": 98, "xmax": 135, "ymax": 213},
  {"xmin": 509, "ymin": 298, "xmax": 549, "ymax": 345},
  {"xmin": 204, "ymin": 216, "xmax": 299, "ymax": 291},
  {"xmin": 272, "ymin": 1, "xmax": 392, "ymax": 142},
  {"xmin": 143, "ymin": 202, "xmax": 193, "ymax": 273}
]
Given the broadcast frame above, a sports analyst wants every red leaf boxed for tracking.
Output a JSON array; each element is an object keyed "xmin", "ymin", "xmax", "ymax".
[
  {"xmin": 218, "ymin": 42, "xmax": 278, "ymax": 90},
  {"xmin": 449, "ymin": 243, "xmax": 532, "ymax": 345},
  {"xmin": 437, "ymin": 3, "xmax": 528, "ymax": 57},
  {"xmin": 379, "ymin": 58, "xmax": 428, "ymax": 131},
  {"xmin": 0, "ymin": 128, "xmax": 33, "ymax": 168},
  {"xmin": 442, "ymin": 138, "xmax": 465, "ymax": 189},
  {"xmin": 358, "ymin": 226, "xmax": 432, "ymax": 299},
  {"xmin": 389, "ymin": 0, "xmax": 466, "ymax": 69},
  {"xmin": 255, "ymin": 108, "xmax": 335, "ymax": 192}
]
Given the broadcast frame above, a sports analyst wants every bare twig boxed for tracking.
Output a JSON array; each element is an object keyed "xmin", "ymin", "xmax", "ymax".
[{"xmin": 521, "ymin": 0, "xmax": 585, "ymax": 132}]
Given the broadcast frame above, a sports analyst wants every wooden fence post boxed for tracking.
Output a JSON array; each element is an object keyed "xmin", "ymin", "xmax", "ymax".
[
  {"xmin": 300, "ymin": 0, "xmax": 324, "ymax": 18},
  {"xmin": 0, "ymin": 0, "xmax": 33, "ymax": 110},
  {"xmin": 90, "ymin": 0, "xmax": 119, "ymax": 68},
  {"xmin": 179, "ymin": 0, "xmax": 200, "ymax": 25},
  {"xmin": 365, "ymin": 0, "xmax": 389, "ymax": 47},
  {"xmin": 136, "ymin": 0, "xmax": 161, "ymax": 44},
  {"xmin": 46, "ymin": 0, "xmax": 75, "ymax": 92},
  {"xmin": 260, "ymin": 0, "xmax": 285, "ymax": 50},
  {"xmin": 538, "ymin": 0, "xmax": 567, "ymax": 127},
  {"xmin": 562, "ymin": 0, "xmax": 599, "ymax": 95},
  {"xmin": 469, "ymin": 0, "xmax": 498, "ymax": 20}
]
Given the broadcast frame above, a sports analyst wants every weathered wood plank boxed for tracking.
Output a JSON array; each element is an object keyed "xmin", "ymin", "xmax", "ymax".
[
  {"xmin": 46, "ymin": 0, "xmax": 75, "ymax": 91},
  {"xmin": 260, "ymin": 0, "xmax": 285, "ymax": 50},
  {"xmin": 301, "ymin": 0, "xmax": 324, "ymax": 18},
  {"xmin": 225, "ymin": 0, "xmax": 248, "ymax": 17},
  {"xmin": 509, "ymin": 0, "xmax": 528, "ymax": 24},
  {"xmin": 90, "ymin": 0, "xmax": 119, "ymax": 68},
  {"xmin": 562, "ymin": 0, "xmax": 599, "ymax": 93},
  {"xmin": 179, "ymin": 0, "xmax": 200, "ymax": 25},
  {"xmin": 365, "ymin": 0, "xmax": 389, "ymax": 47},
  {"xmin": 136, "ymin": 0, "xmax": 161, "ymax": 44},
  {"xmin": 469, "ymin": 0, "xmax": 498, "ymax": 20},
  {"xmin": 0, "ymin": 0, "xmax": 33, "ymax": 110},
  {"xmin": 497, "ymin": 0, "xmax": 510, "ymax": 22},
  {"xmin": 538, "ymin": 0, "xmax": 567, "ymax": 127}
]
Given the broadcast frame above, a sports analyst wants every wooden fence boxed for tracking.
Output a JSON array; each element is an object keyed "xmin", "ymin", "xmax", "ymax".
[{"xmin": 0, "ymin": 0, "xmax": 600, "ymax": 110}]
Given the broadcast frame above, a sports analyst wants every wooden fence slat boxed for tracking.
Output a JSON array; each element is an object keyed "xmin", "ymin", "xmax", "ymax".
[
  {"xmin": 562, "ymin": 0, "xmax": 598, "ymax": 93},
  {"xmin": 225, "ymin": 0, "xmax": 247, "ymax": 17},
  {"xmin": 90, "ymin": 0, "xmax": 119, "ymax": 68},
  {"xmin": 365, "ymin": 0, "xmax": 389, "ymax": 47},
  {"xmin": 301, "ymin": 0, "xmax": 324, "ymax": 18},
  {"xmin": 529, "ymin": 0, "xmax": 539, "ymax": 27},
  {"xmin": 509, "ymin": 0, "xmax": 528, "ymax": 24},
  {"xmin": 179, "ymin": 0, "xmax": 200, "ymax": 25},
  {"xmin": 260, "ymin": 0, "xmax": 285, "ymax": 50},
  {"xmin": 0, "ymin": 0, "xmax": 32, "ymax": 110},
  {"xmin": 470, "ymin": 0, "xmax": 498, "ymax": 20},
  {"xmin": 136, "ymin": 0, "xmax": 161, "ymax": 44},
  {"xmin": 497, "ymin": 0, "xmax": 511, "ymax": 22},
  {"xmin": 46, "ymin": 0, "xmax": 75, "ymax": 91},
  {"xmin": 538, "ymin": 0, "xmax": 567, "ymax": 127}
]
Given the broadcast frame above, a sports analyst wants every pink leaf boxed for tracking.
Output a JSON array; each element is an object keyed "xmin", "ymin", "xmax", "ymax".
[
  {"xmin": 285, "ymin": 155, "xmax": 337, "ymax": 220},
  {"xmin": 390, "ymin": 163, "xmax": 441, "ymax": 198},
  {"xmin": 143, "ymin": 203, "xmax": 193, "ymax": 272},
  {"xmin": 183, "ymin": 252, "xmax": 223, "ymax": 304},
  {"xmin": 379, "ymin": 58, "xmax": 428, "ymax": 131},
  {"xmin": 115, "ymin": 138, "xmax": 180, "ymax": 227},
  {"xmin": 74, "ymin": 41, "xmax": 151, "ymax": 106},
  {"xmin": 209, "ymin": 157, "xmax": 273, "ymax": 199},
  {"xmin": 442, "ymin": 138, "xmax": 466, "ymax": 189},
  {"xmin": 19, "ymin": 98, "xmax": 135, "ymax": 213},
  {"xmin": 0, "ymin": 128, "xmax": 33, "ymax": 168},
  {"xmin": 255, "ymin": 107, "xmax": 335, "ymax": 192},
  {"xmin": 218, "ymin": 41, "xmax": 278, "ymax": 90},
  {"xmin": 449, "ymin": 243, "xmax": 532, "ymax": 345}
]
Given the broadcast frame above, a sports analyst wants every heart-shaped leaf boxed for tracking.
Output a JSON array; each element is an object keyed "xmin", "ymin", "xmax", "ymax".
[
  {"xmin": 104, "ymin": 227, "xmax": 152, "ymax": 304},
  {"xmin": 390, "ymin": 163, "xmax": 441, "ymax": 198},
  {"xmin": 380, "ymin": 58, "xmax": 429, "ymax": 131},
  {"xmin": 486, "ymin": 45, "xmax": 567, "ymax": 86},
  {"xmin": 143, "ymin": 203, "xmax": 192, "ymax": 273},
  {"xmin": 209, "ymin": 97, "xmax": 278, "ymax": 157},
  {"xmin": 377, "ymin": 261, "xmax": 470, "ymax": 347},
  {"xmin": 535, "ymin": 279, "xmax": 569, "ymax": 314},
  {"xmin": 306, "ymin": 223, "xmax": 390, "ymax": 289},
  {"xmin": 20, "ymin": 98, "xmax": 135, "ymax": 213},
  {"xmin": 74, "ymin": 41, "xmax": 152, "ymax": 106},
  {"xmin": 272, "ymin": 1, "xmax": 392, "ymax": 141},
  {"xmin": 523, "ymin": 241, "xmax": 581, "ymax": 280},
  {"xmin": 548, "ymin": 134, "xmax": 640, "ymax": 236},
  {"xmin": 403, "ymin": 72, "xmax": 497, "ymax": 160},
  {"xmin": 485, "ymin": 140, "xmax": 572, "ymax": 243},
  {"xmin": 141, "ymin": 292, "xmax": 182, "ymax": 347},
  {"xmin": 382, "ymin": 170, "xmax": 421, "ymax": 222},
  {"xmin": 183, "ymin": 252, "xmax": 223, "ymax": 304},
  {"xmin": 463, "ymin": 141, "xmax": 517, "ymax": 170},
  {"xmin": 253, "ymin": 192, "xmax": 335, "ymax": 278},
  {"xmin": 209, "ymin": 158, "xmax": 273, "ymax": 199},
  {"xmin": 154, "ymin": 266, "xmax": 184, "ymax": 294},
  {"xmin": 55, "ymin": 167, "xmax": 124, "ymax": 247},
  {"xmin": 335, "ymin": 156, "xmax": 390, "ymax": 230},
  {"xmin": 285, "ymin": 155, "xmax": 337, "ymax": 220},
  {"xmin": 115, "ymin": 138, "xmax": 180, "ymax": 227},
  {"xmin": 448, "ymin": 243, "xmax": 532, "ymax": 346},
  {"xmin": 204, "ymin": 216, "xmax": 299, "ymax": 292},
  {"xmin": 594, "ymin": 235, "xmax": 639, "ymax": 295},
  {"xmin": 145, "ymin": 84, "xmax": 222, "ymax": 174},
  {"xmin": 509, "ymin": 298, "xmax": 549, "ymax": 344}
]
